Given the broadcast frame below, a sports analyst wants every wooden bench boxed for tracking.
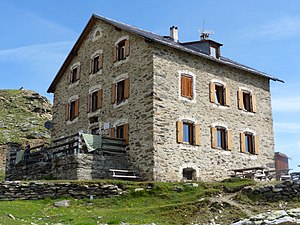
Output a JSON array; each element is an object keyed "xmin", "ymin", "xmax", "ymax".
[
  {"xmin": 109, "ymin": 169, "xmax": 142, "ymax": 180},
  {"xmin": 231, "ymin": 166, "xmax": 267, "ymax": 180}
]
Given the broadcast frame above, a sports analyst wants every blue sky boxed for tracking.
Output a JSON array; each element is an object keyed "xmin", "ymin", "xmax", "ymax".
[{"xmin": 0, "ymin": 0, "xmax": 299, "ymax": 171}]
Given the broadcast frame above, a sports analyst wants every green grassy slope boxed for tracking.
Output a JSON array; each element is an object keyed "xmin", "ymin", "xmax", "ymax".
[{"xmin": 0, "ymin": 89, "xmax": 52, "ymax": 145}]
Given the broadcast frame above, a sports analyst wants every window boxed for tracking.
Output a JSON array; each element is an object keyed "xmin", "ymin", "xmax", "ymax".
[
  {"xmin": 217, "ymin": 127, "xmax": 226, "ymax": 149},
  {"xmin": 210, "ymin": 82, "xmax": 230, "ymax": 106},
  {"xmin": 211, "ymin": 126, "xmax": 232, "ymax": 150},
  {"xmin": 90, "ymin": 53, "xmax": 103, "ymax": 74},
  {"xmin": 91, "ymin": 127, "xmax": 99, "ymax": 135},
  {"xmin": 183, "ymin": 122, "xmax": 194, "ymax": 144},
  {"xmin": 111, "ymin": 124, "xmax": 129, "ymax": 145},
  {"xmin": 87, "ymin": 90, "xmax": 102, "ymax": 112},
  {"xmin": 111, "ymin": 78, "xmax": 130, "ymax": 105},
  {"xmin": 65, "ymin": 98, "xmax": 79, "ymax": 121},
  {"xmin": 176, "ymin": 121, "xmax": 200, "ymax": 146},
  {"xmin": 114, "ymin": 39, "xmax": 129, "ymax": 62},
  {"xmin": 238, "ymin": 90, "xmax": 257, "ymax": 112},
  {"xmin": 181, "ymin": 74, "xmax": 193, "ymax": 99},
  {"xmin": 182, "ymin": 168, "xmax": 196, "ymax": 181},
  {"xmin": 70, "ymin": 67, "xmax": 79, "ymax": 84},
  {"xmin": 240, "ymin": 132, "xmax": 259, "ymax": 155},
  {"xmin": 210, "ymin": 45, "xmax": 219, "ymax": 58}
]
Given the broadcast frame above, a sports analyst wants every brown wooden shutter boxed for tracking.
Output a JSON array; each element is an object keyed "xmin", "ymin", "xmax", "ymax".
[
  {"xmin": 99, "ymin": 53, "xmax": 103, "ymax": 69},
  {"xmin": 74, "ymin": 98, "xmax": 79, "ymax": 117},
  {"xmin": 124, "ymin": 124, "xmax": 129, "ymax": 145},
  {"xmin": 210, "ymin": 82, "xmax": 216, "ymax": 103},
  {"xmin": 111, "ymin": 82, "xmax": 116, "ymax": 104},
  {"xmin": 76, "ymin": 66, "xmax": 80, "ymax": 81},
  {"xmin": 65, "ymin": 103, "xmax": 69, "ymax": 121},
  {"xmin": 124, "ymin": 78, "xmax": 130, "ymax": 99},
  {"xmin": 113, "ymin": 46, "xmax": 117, "ymax": 62},
  {"xmin": 211, "ymin": 127, "xmax": 217, "ymax": 148},
  {"xmin": 181, "ymin": 76, "xmax": 186, "ymax": 97},
  {"xmin": 225, "ymin": 86, "xmax": 230, "ymax": 106},
  {"xmin": 87, "ymin": 94, "xmax": 90, "ymax": 113},
  {"xmin": 111, "ymin": 127, "xmax": 115, "ymax": 138},
  {"xmin": 69, "ymin": 70, "xmax": 72, "ymax": 84},
  {"xmin": 252, "ymin": 93, "xmax": 257, "ymax": 113},
  {"xmin": 194, "ymin": 124, "xmax": 200, "ymax": 146},
  {"xmin": 240, "ymin": 132, "xmax": 245, "ymax": 153},
  {"xmin": 98, "ymin": 89, "xmax": 103, "ymax": 109},
  {"xmin": 227, "ymin": 129, "xmax": 233, "ymax": 150},
  {"xmin": 176, "ymin": 121, "xmax": 183, "ymax": 143},
  {"xmin": 238, "ymin": 90, "xmax": 243, "ymax": 110},
  {"xmin": 187, "ymin": 76, "xmax": 193, "ymax": 98},
  {"xmin": 254, "ymin": 135, "xmax": 259, "ymax": 155},
  {"xmin": 90, "ymin": 59, "xmax": 93, "ymax": 74},
  {"xmin": 125, "ymin": 40, "xmax": 130, "ymax": 57}
]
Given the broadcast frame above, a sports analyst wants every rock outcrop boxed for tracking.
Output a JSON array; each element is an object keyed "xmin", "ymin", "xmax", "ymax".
[{"xmin": 0, "ymin": 89, "xmax": 52, "ymax": 171}]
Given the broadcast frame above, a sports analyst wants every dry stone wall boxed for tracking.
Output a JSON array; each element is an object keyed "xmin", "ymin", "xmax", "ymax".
[
  {"xmin": 0, "ymin": 145, "xmax": 6, "ymax": 171},
  {"xmin": 0, "ymin": 181, "xmax": 121, "ymax": 201},
  {"xmin": 152, "ymin": 44, "xmax": 275, "ymax": 181}
]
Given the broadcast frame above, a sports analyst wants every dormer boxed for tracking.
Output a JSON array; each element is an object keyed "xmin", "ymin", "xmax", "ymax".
[{"xmin": 181, "ymin": 39, "xmax": 223, "ymax": 59}]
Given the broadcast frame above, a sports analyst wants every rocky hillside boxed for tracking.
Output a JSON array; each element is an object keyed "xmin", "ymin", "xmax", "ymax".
[{"xmin": 0, "ymin": 89, "xmax": 52, "ymax": 146}]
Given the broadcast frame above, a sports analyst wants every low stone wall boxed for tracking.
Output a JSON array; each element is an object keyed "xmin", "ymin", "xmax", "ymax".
[
  {"xmin": 243, "ymin": 180, "xmax": 300, "ymax": 200},
  {"xmin": 6, "ymin": 152, "xmax": 128, "ymax": 181},
  {"xmin": 0, "ymin": 144, "xmax": 7, "ymax": 171},
  {"xmin": 0, "ymin": 181, "xmax": 121, "ymax": 201}
]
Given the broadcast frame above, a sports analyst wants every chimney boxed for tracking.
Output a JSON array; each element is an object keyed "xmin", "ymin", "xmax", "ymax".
[{"xmin": 170, "ymin": 26, "xmax": 179, "ymax": 42}]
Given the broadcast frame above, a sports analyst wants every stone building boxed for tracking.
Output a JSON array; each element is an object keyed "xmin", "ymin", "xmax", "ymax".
[{"xmin": 47, "ymin": 14, "xmax": 282, "ymax": 181}]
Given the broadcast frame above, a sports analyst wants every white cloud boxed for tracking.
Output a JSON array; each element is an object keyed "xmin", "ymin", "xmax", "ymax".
[
  {"xmin": 274, "ymin": 122, "xmax": 300, "ymax": 133},
  {"xmin": 272, "ymin": 97, "xmax": 300, "ymax": 112},
  {"xmin": 242, "ymin": 16, "xmax": 300, "ymax": 40},
  {"xmin": 0, "ymin": 41, "xmax": 72, "ymax": 63}
]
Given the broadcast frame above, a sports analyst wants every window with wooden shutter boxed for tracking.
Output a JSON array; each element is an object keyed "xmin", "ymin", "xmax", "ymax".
[
  {"xmin": 181, "ymin": 75, "xmax": 193, "ymax": 99},
  {"xmin": 98, "ymin": 89, "xmax": 103, "ymax": 109},
  {"xmin": 91, "ymin": 91, "xmax": 98, "ymax": 112},
  {"xmin": 124, "ymin": 124, "xmax": 129, "ymax": 145},
  {"xmin": 227, "ymin": 129, "xmax": 233, "ymax": 150},
  {"xmin": 211, "ymin": 127, "xmax": 217, "ymax": 149},
  {"xmin": 111, "ymin": 127, "xmax": 115, "ymax": 138},
  {"xmin": 87, "ymin": 94, "xmax": 90, "ymax": 113},
  {"xmin": 176, "ymin": 121, "xmax": 183, "ymax": 143},
  {"xmin": 254, "ymin": 135, "xmax": 259, "ymax": 155},
  {"xmin": 210, "ymin": 82, "xmax": 216, "ymax": 103},
  {"xmin": 124, "ymin": 78, "xmax": 130, "ymax": 99},
  {"xmin": 111, "ymin": 83, "xmax": 116, "ymax": 104},
  {"xmin": 194, "ymin": 124, "xmax": 200, "ymax": 146},
  {"xmin": 65, "ymin": 103, "xmax": 69, "ymax": 121},
  {"xmin": 74, "ymin": 99, "xmax": 79, "ymax": 117},
  {"xmin": 225, "ymin": 86, "xmax": 230, "ymax": 106},
  {"xmin": 113, "ymin": 46, "xmax": 117, "ymax": 62},
  {"xmin": 240, "ymin": 132, "xmax": 245, "ymax": 153},
  {"xmin": 125, "ymin": 40, "xmax": 130, "ymax": 57},
  {"xmin": 252, "ymin": 93, "xmax": 257, "ymax": 113}
]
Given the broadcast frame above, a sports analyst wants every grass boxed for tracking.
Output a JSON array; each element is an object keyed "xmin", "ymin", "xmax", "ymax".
[
  {"xmin": 0, "ymin": 170, "xmax": 4, "ymax": 181},
  {"xmin": 0, "ymin": 179, "xmax": 256, "ymax": 225}
]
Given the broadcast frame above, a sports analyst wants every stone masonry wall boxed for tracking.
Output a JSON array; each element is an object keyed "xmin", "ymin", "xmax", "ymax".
[
  {"xmin": 51, "ymin": 19, "xmax": 155, "ymax": 180},
  {"xmin": 0, "ymin": 181, "xmax": 121, "ymax": 201},
  {"xmin": 152, "ymin": 44, "xmax": 275, "ymax": 181},
  {"xmin": 0, "ymin": 145, "xmax": 7, "ymax": 171}
]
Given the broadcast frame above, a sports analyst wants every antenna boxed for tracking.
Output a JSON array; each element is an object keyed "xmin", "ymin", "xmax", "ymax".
[{"xmin": 199, "ymin": 19, "xmax": 214, "ymax": 40}]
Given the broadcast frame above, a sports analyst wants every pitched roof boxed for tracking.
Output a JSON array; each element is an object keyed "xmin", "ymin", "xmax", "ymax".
[{"xmin": 47, "ymin": 14, "xmax": 283, "ymax": 93}]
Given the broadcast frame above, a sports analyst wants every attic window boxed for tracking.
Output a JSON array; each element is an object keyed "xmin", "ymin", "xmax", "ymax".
[{"xmin": 210, "ymin": 46, "xmax": 219, "ymax": 58}]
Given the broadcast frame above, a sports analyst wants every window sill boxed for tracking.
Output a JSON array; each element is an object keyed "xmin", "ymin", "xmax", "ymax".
[
  {"xmin": 89, "ymin": 69, "xmax": 102, "ymax": 78},
  {"xmin": 212, "ymin": 103, "xmax": 228, "ymax": 109},
  {"xmin": 240, "ymin": 110, "xmax": 255, "ymax": 116},
  {"xmin": 66, "ymin": 117, "xmax": 78, "ymax": 125},
  {"xmin": 113, "ymin": 99, "xmax": 128, "ymax": 109},
  {"xmin": 68, "ymin": 80, "xmax": 80, "ymax": 89},
  {"xmin": 114, "ymin": 57, "xmax": 129, "ymax": 67},
  {"xmin": 88, "ymin": 110, "xmax": 101, "ymax": 117},
  {"xmin": 179, "ymin": 96, "xmax": 196, "ymax": 103},
  {"xmin": 179, "ymin": 143, "xmax": 197, "ymax": 150}
]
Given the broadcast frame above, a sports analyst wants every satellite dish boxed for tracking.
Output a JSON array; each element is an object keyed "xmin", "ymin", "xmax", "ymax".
[{"xmin": 44, "ymin": 121, "xmax": 53, "ymax": 130}]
